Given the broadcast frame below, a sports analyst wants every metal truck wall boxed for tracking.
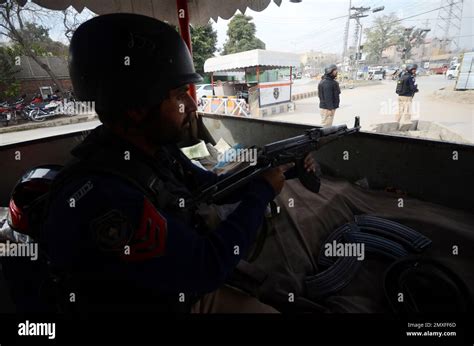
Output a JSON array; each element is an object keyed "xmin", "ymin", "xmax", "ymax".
[
  {"xmin": 202, "ymin": 113, "xmax": 474, "ymax": 212},
  {"xmin": 0, "ymin": 115, "xmax": 473, "ymax": 211}
]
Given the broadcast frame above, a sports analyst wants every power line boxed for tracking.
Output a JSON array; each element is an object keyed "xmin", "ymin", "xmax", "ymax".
[
  {"xmin": 389, "ymin": 1, "xmax": 463, "ymax": 24},
  {"xmin": 256, "ymin": 1, "xmax": 469, "ymax": 55},
  {"xmin": 288, "ymin": 29, "xmax": 346, "ymax": 52},
  {"xmin": 255, "ymin": 14, "xmax": 330, "ymax": 21},
  {"xmin": 331, "ymin": 0, "xmax": 431, "ymax": 21},
  {"xmin": 435, "ymin": 0, "xmax": 464, "ymax": 50},
  {"xmin": 336, "ymin": 0, "xmax": 434, "ymax": 57},
  {"xmin": 281, "ymin": 25, "xmax": 347, "ymax": 53},
  {"xmin": 255, "ymin": 17, "xmax": 333, "ymax": 23},
  {"xmin": 342, "ymin": 0, "xmax": 352, "ymax": 58},
  {"xmin": 277, "ymin": 16, "xmax": 346, "ymax": 44},
  {"xmin": 262, "ymin": 1, "xmax": 443, "ymax": 45},
  {"xmin": 402, "ymin": 16, "xmax": 473, "ymax": 21}
]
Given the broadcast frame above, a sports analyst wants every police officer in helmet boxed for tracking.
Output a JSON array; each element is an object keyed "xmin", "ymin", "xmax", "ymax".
[
  {"xmin": 41, "ymin": 13, "xmax": 316, "ymax": 313},
  {"xmin": 395, "ymin": 63, "xmax": 419, "ymax": 124},
  {"xmin": 318, "ymin": 64, "xmax": 341, "ymax": 127}
]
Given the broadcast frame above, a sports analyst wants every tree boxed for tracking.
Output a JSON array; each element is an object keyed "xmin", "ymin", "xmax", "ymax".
[
  {"xmin": 0, "ymin": 0, "xmax": 66, "ymax": 92},
  {"xmin": 10, "ymin": 22, "xmax": 69, "ymax": 57},
  {"xmin": 61, "ymin": 7, "xmax": 95, "ymax": 43},
  {"xmin": 190, "ymin": 22, "xmax": 217, "ymax": 75},
  {"xmin": 364, "ymin": 14, "xmax": 403, "ymax": 64},
  {"xmin": 0, "ymin": 46, "xmax": 20, "ymax": 99},
  {"xmin": 62, "ymin": 8, "xmax": 81, "ymax": 43},
  {"xmin": 222, "ymin": 14, "xmax": 265, "ymax": 55}
]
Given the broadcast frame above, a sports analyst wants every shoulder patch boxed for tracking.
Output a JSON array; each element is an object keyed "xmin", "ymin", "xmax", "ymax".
[
  {"xmin": 121, "ymin": 198, "xmax": 168, "ymax": 262},
  {"xmin": 90, "ymin": 209, "xmax": 134, "ymax": 252}
]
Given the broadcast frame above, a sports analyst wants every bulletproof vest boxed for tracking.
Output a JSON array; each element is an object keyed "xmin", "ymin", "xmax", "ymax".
[
  {"xmin": 42, "ymin": 126, "xmax": 204, "ymax": 313},
  {"xmin": 396, "ymin": 73, "xmax": 413, "ymax": 96},
  {"xmin": 56, "ymin": 125, "xmax": 199, "ymax": 224}
]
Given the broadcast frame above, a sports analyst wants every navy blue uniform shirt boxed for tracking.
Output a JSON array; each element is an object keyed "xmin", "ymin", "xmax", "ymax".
[{"xmin": 41, "ymin": 126, "xmax": 275, "ymax": 309}]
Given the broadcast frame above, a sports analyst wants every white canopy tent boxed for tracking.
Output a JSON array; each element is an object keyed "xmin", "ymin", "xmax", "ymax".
[{"xmin": 204, "ymin": 49, "xmax": 300, "ymax": 73}]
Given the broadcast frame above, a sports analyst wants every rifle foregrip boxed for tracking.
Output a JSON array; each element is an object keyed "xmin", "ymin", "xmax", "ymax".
[{"xmin": 296, "ymin": 158, "xmax": 321, "ymax": 193}]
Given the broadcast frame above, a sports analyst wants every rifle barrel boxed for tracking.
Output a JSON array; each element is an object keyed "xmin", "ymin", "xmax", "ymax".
[
  {"xmin": 319, "ymin": 124, "xmax": 348, "ymax": 136},
  {"xmin": 192, "ymin": 118, "xmax": 360, "ymax": 206}
]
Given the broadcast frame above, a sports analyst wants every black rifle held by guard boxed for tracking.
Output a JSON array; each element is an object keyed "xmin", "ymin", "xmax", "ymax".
[{"xmin": 191, "ymin": 116, "xmax": 360, "ymax": 205}]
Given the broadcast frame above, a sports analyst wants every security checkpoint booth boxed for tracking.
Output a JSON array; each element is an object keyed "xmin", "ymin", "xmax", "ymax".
[{"xmin": 202, "ymin": 49, "xmax": 300, "ymax": 117}]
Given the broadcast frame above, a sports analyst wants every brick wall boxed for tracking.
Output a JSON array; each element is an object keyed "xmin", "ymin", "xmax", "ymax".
[{"xmin": 0, "ymin": 78, "xmax": 72, "ymax": 101}]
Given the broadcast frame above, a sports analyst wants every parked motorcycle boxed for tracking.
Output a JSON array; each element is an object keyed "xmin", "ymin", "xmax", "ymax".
[
  {"xmin": 1, "ymin": 95, "xmax": 79, "ymax": 125},
  {"xmin": 10, "ymin": 98, "xmax": 28, "ymax": 120},
  {"xmin": 0, "ymin": 96, "xmax": 25, "ymax": 126},
  {"xmin": 0, "ymin": 106, "xmax": 13, "ymax": 126},
  {"xmin": 28, "ymin": 100, "xmax": 62, "ymax": 122},
  {"xmin": 27, "ymin": 99, "xmax": 79, "ymax": 122}
]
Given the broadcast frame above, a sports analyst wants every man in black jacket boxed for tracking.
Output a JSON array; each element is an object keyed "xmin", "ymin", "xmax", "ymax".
[
  {"xmin": 318, "ymin": 64, "xmax": 341, "ymax": 127},
  {"xmin": 396, "ymin": 63, "xmax": 419, "ymax": 124}
]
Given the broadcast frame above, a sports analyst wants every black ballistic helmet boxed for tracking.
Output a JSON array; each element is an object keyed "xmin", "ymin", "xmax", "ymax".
[
  {"xmin": 406, "ymin": 63, "xmax": 418, "ymax": 72},
  {"xmin": 69, "ymin": 13, "xmax": 203, "ymax": 111},
  {"xmin": 324, "ymin": 64, "xmax": 338, "ymax": 75}
]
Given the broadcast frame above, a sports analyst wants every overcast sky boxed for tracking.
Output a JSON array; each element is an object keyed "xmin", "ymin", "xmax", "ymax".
[
  {"xmin": 209, "ymin": 0, "xmax": 473, "ymax": 55},
  {"xmin": 2, "ymin": 0, "xmax": 473, "ymax": 56}
]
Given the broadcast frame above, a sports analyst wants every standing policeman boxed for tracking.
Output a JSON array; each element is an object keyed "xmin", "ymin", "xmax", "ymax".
[
  {"xmin": 396, "ymin": 63, "xmax": 419, "ymax": 124},
  {"xmin": 39, "ymin": 14, "xmax": 317, "ymax": 313},
  {"xmin": 318, "ymin": 64, "xmax": 341, "ymax": 127}
]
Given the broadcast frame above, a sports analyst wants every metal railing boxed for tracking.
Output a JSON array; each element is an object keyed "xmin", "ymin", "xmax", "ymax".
[{"xmin": 197, "ymin": 97, "xmax": 250, "ymax": 117}]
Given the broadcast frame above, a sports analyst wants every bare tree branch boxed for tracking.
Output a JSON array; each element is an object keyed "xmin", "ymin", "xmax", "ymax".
[
  {"xmin": 15, "ymin": 0, "xmax": 24, "ymax": 30},
  {"xmin": 61, "ymin": 7, "xmax": 82, "ymax": 42},
  {"xmin": 0, "ymin": 0, "xmax": 65, "ymax": 93}
]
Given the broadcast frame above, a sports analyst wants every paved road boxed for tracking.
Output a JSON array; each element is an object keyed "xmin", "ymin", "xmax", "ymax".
[
  {"xmin": 0, "ymin": 120, "xmax": 101, "ymax": 146},
  {"xmin": 292, "ymin": 78, "xmax": 318, "ymax": 94},
  {"xmin": 273, "ymin": 75, "xmax": 474, "ymax": 142}
]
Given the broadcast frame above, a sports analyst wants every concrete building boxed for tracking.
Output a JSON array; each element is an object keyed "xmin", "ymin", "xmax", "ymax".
[
  {"xmin": 381, "ymin": 37, "xmax": 456, "ymax": 65},
  {"xmin": 300, "ymin": 50, "xmax": 339, "ymax": 77}
]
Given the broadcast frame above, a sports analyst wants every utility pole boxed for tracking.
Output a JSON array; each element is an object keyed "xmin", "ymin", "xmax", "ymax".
[
  {"xmin": 342, "ymin": 0, "xmax": 352, "ymax": 60},
  {"xmin": 349, "ymin": 6, "xmax": 384, "ymax": 79},
  {"xmin": 350, "ymin": 7, "xmax": 369, "ymax": 53},
  {"xmin": 350, "ymin": 6, "xmax": 369, "ymax": 79},
  {"xmin": 358, "ymin": 21, "xmax": 363, "ymax": 64},
  {"xmin": 402, "ymin": 27, "xmax": 413, "ymax": 63},
  {"xmin": 421, "ymin": 19, "xmax": 430, "ymax": 60},
  {"xmin": 330, "ymin": 4, "xmax": 384, "ymax": 78}
]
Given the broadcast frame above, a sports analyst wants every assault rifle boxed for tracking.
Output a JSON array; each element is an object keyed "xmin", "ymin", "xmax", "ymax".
[{"xmin": 191, "ymin": 116, "xmax": 360, "ymax": 205}]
